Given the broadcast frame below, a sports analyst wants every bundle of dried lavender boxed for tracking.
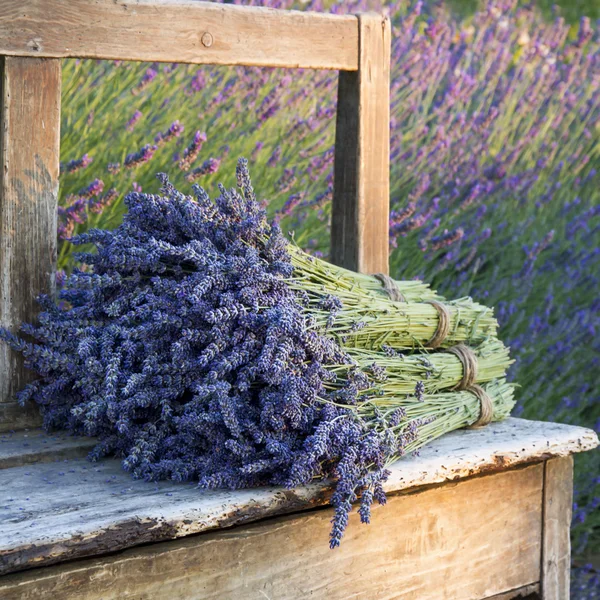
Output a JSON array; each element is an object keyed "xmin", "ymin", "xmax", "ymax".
[{"xmin": 1, "ymin": 160, "xmax": 515, "ymax": 547}]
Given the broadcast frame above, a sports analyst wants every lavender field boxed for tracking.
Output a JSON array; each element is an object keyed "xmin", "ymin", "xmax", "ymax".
[{"xmin": 58, "ymin": 0, "xmax": 599, "ymax": 591}]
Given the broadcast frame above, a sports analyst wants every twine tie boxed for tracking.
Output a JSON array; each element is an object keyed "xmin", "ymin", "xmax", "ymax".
[
  {"xmin": 373, "ymin": 273, "xmax": 406, "ymax": 303},
  {"xmin": 466, "ymin": 384, "xmax": 494, "ymax": 428},
  {"xmin": 447, "ymin": 343, "xmax": 478, "ymax": 390},
  {"xmin": 426, "ymin": 300, "xmax": 451, "ymax": 348}
]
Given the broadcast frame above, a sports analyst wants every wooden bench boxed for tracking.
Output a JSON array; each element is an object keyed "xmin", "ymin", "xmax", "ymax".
[
  {"xmin": 0, "ymin": 2, "xmax": 597, "ymax": 598},
  {"xmin": 0, "ymin": 420, "xmax": 597, "ymax": 599}
]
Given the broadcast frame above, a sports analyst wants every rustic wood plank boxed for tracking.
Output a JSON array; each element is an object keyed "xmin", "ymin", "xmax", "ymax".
[
  {"xmin": 0, "ymin": 418, "xmax": 595, "ymax": 576},
  {"xmin": 0, "ymin": 57, "xmax": 60, "ymax": 429},
  {"xmin": 0, "ymin": 0, "xmax": 358, "ymax": 70},
  {"xmin": 332, "ymin": 12, "xmax": 391, "ymax": 274},
  {"xmin": 0, "ymin": 402, "xmax": 41, "ymax": 433},
  {"xmin": 0, "ymin": 430, "xmax": 96, "ymax": 469},
  {"xmin": 541, "ymin": 456, "xmax": 574, "ymax": 599},
  {"xmin": 0, "ymin": 465, "xmax": 544, "ymax": 600},
  {"xmin": 484, "ymin": 583, "xmax": 540, "ymax": 599}
]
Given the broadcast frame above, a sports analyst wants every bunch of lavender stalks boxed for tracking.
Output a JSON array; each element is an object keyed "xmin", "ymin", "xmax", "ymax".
[
  {"xmin": 287, "ymin": 245, "xmax": 515, "ymax": 544},
  {"xmin": 1, "ymin": 160, "xmax": 516, "ymax": 548},
  {"xmin": 288, "ymin": 244, "xmax": 498, "ymax": 351}
]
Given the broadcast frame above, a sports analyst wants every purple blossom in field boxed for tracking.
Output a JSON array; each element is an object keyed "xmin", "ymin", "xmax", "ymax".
[
  {"xmin": 185, "ymin": 157, "xmax": 221, "ymax": 182},
  {"xmin": 57, "ymin": 198, "xmax": 87, "ymax": 239},
  {"xmin": 88, "ymin": 188, "xmax": 119, "ymax": 214},
  {"xmin": 132, "ymin": 64, "xmax": 158, "ymax": 95},
  {"xmin": 277, "ymin": 192, "xmax": 305, "ymax": 218},
  {"xmin": 107, "ymin": 163, "xmax": 121, "ymax": 175},
  {"xmin": 124, "ymin": 144, "xmax": 157, "ymax": 169},
  {"xmin": 267, "ymin": 145, "xmax": 282, "ymax": 167},
  {"xmin": 77, "ymin": 179, "xmax": 104, "ymax": 199},
  {"xmin": 125, "ymin": 110, "xmax": 143, "ymax": 132},
  {"xmin": 178, "ymin": 131, "xmax": 207, "ymax": 171},
  {"xmin": 429, "ymin": 228, "xmax": 465, "ymax": 252},
  {"xmin": 276, "ymin": 168, "xmax": 297, "ymax": 193},
  {"xmin": 251, "ymin": 141, "xmax": 264, "ymax": 161},
  {"xmin": 188, "ymin": 70, "xmax": 206, "ymax": 94},
  {"xmin": 154, "ymin": 120, "xmax": 184, "ymax": 146},
  {"xmin": 389, "ymin": 203, "xmax": 417, "ymax": 235},
  {"xmin": 61, "ymin": 154, "xmax": 93, "ymax": 174}
]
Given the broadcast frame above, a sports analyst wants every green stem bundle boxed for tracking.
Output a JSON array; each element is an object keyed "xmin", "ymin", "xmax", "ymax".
[
  {"xmin": 288, "ymin": 245, "xmax": 498, "ymax": 350},
  {"xmin": 367, "ymin": 379, "xmax": 516, "ymax": 461},
  {"xmin": 339, "ymin": 337, "xmax": 513, "ymax": 396}
]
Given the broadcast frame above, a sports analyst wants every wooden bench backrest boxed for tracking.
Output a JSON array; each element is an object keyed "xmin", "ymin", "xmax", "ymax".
[{"xmin": 0, "ymin": 0, "xmax": 391, "ymax": 429}]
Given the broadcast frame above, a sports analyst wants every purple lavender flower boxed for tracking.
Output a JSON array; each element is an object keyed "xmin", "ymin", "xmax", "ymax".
[
  {"xmin": 251, "ymin": 141, "xmax": 264, "ymax": 161},
  {"xmin": 154, "ymin": 120, "xmax": 184, "ymax": 146},
  {"xmin": 124, "ymin": 144, "xmax": 158, "ymax": 169},
  {"xmin": 88, "ymin": 188, "xmax": 119, "ymax": 214},
  {"xmin": 125, "ymin": 110, "xmax": 143, "ymax": 132},
  {"xmin": 429, "ymin": 228, "xmax": 465, "ymax": 252},
  {"xmin": 132, "ymin": 64, "xmax": 158, "ymax": 95},
  {"xmin": 267, "ymin": 145, "xmax": 282, "ymax": 168},
  {"xmin": 178, "ymin": 131, "xmax": 207, "ymax": 171},
  {"xmin": 185, "ymin": 158, "xmax": 221, "ymax": 182},
  {"xmin": 277, "ymin": 192, "xmax": 305, "ymax": 218},
  {"xmin": 61, "ymin": 154, "xmax": 93, "ymax": 174},
  {"xmin": 77, "ymin": 179, "xmax": 104, "ymax": 199}
]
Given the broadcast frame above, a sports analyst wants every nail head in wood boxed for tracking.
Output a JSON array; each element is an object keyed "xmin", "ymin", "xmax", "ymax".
[{"xmin": 201, "ymin": 32, "xmax": 213, "ymax": 48}]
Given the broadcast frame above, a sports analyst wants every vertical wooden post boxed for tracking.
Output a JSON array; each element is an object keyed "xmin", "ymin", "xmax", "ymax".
[
  {"xmin": 0, "ymin": 57, "xmax": 61, "ymax": 431},
  {"xmin": 331, "ymin": 13, "xmax": 391, "ymax": 275},
  {"xmin": 541, "ymin": 456, "xmax": 573, "ymax": 599}
]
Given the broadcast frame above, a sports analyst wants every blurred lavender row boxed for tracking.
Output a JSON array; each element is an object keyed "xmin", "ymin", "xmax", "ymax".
[{"xmin": 57, "ymin": 0, "xmax": 599, "ymax": 585}]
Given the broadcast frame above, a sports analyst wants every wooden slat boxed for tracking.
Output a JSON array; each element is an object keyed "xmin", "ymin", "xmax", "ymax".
[
  {"xmin": 0, "ymin": 402, "xmax": 41, "ymax": 433},
  {"xmin": 0, "ymin": 57, "xmax": 60, "ymax": 429},
  {"xmin": 485, "ymin": 583, "xmax": 540, "ymax": 599},
  {"xmin": 0, "ymin": 465, "xmax": 544, "ymax": 600},
  {"xmin": 331, "ymin": 12, "xmax": 391, "ymax": 274},
  {"xmin": 0, "ymin": 430, "xmax": 96, "ymax": 470},
  {"xmin": 0, "ymin": 418, "xmax": 597, "ymax": 576},
  {"xmin": 0, "ymin": 0, "xmax": 358, "ymax": 70},
  {"xmin": 541, "ymin": 456, "xmax": 573, "ymax": 599}
]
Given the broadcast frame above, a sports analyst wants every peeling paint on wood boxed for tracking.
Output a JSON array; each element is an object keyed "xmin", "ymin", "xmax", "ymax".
[{"xmin": 0, "ymin": 417, "xmax": 596, "ymax": 576}]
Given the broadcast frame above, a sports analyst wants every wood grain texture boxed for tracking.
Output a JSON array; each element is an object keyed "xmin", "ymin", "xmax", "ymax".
[
  {"xmin": 541, "ymin": 456, "xmax": 574, "ymax": 599},
  {"xmin": 332, "ymin": 12, "xmax": 391, "ymax": 274},
  {"xmin": 0, "ymin": 430, "xmax": 97, "ymax": 469},
  {"xmin": 0, "ymin": 402, "xmax": 41, "ymax": 432},
  {"xmin": 485, "ymin": 584, "xmax": 540, "ymax": 599},
  {"xmin": 0, "ymin": 57, "xmax": 60, "ymax": 428},
  {"xmin": 0, "ymin": 465, "xmax": 544, "ymax": 600},
  {"xmin": 0, "ymin": 0, "xmax": 358, "ymax": 70},
  {"xmin": 0, "ymin": 418, "xmax": 595, "ymax": 576}
]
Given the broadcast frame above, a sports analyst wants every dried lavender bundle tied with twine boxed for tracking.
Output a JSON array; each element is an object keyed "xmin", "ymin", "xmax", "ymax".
[{"xmin": 0, "ymin": 159, "xmax": 515, "ymax": 548}]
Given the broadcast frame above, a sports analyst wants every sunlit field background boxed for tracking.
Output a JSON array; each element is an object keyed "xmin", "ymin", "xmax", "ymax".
[{"xmin": 58, "ymin": 0, "xmax": 599, "ymax": 594}]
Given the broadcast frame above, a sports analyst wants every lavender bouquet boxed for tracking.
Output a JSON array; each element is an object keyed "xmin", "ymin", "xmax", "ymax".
[{"xmin": 1, "ymin": 160, "xmax": 515, "ymax": 547}]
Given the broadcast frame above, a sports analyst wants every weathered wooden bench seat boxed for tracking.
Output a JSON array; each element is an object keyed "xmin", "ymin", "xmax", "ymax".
[{"xmin": 0, "ymin": 419, "xmax": 597, "ymax": 599}]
